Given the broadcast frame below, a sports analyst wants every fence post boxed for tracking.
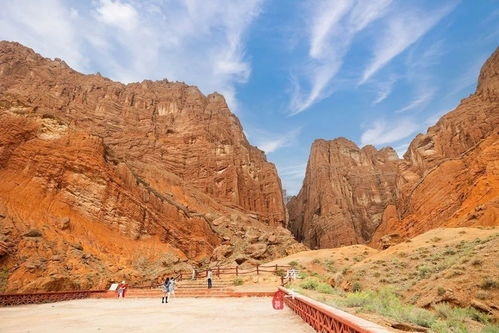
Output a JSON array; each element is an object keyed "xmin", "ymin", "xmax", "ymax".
[
  {"xmin": 275, "ymin": 264, "xmax": 278, "ymax": 272},
  {"xmin": 236, "ymin": 266, "xmax": 238, "ymax": 277},
  {"xmin": 256, "ymin": 264, "xmax": 259, "ymax": 275}
]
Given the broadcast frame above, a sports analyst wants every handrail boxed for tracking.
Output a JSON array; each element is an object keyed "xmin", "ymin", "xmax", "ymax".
[
  {"xmin": 0, "ymin": 290, "xmax": 107, "ymax": 307},
  {"xmin": 278, "ymin": 287, "xmax": 390, "ymax": 333},
  {"xmin": 153, "ymin": 264, "xmax": 292, "ymax": 281}
]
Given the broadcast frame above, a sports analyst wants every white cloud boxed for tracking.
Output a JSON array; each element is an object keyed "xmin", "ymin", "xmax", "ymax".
[
  {"xmin": 0, "ymin": 0, "xmax": 86, "ymax": 71},
  {"xmin": 95, "ymin": 0, "xmax": 138, "ymax": 30},
  {"xmin": 394, "ymin": 142, "xmax": 410, "ymax": 157},
  {"xmin": 360, "ymin": 2, "xmax": 457, "ymax": 84},
  {"xmin": 290, "ymin": 0, "xmax": 391, "ymax": 114},
  {"xmin": 252, "ymin": 128, "xmax": 302, "ymax": 154},
  {"xmin": 0, "ymin": 0, "xmax": 262, "ymax": 111},
  {"xmin": 395, "ymin": 87, "xmax": 435, "ymax": 113},
  {"xmin": 277, "ymin": 163, "xmax": 307, "ymax": 195},
  {"xmin": 360, "ymin": 118, "xmax": 419, "ymax": 146},
  {"xmin": 372, "ymin": 75, "xmax": 397, "ymax": 104}
]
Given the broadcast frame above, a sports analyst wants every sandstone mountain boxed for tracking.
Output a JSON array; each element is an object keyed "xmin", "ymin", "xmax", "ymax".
[
  {"xmin": 287, "ymin": 139, "xmax": 399, "ymax": 248},
  {"xmin": 288, "ymin": 48, "xmax": 499, "ymax": 249},
  {"xmin": 0, "ymin": 41, "xmax": 303, "ymax": 292}
]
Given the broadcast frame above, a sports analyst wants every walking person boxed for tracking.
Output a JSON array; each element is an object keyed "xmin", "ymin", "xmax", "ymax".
[
  {"xmin": 162, "ymin": 277, "xmax": 170, "ymax": 303},
  {"xmin": 207, "ymin": 269, "xmax": 213, "ymax": 289}
]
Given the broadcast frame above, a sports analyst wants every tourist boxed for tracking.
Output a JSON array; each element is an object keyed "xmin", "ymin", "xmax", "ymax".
[
  {"xmin": 170, "ymin": 277, "xmax": 176, "ymax": 298},
  {"xmin": 207, "ymin": 269, "xmax": 212, "ymax": 289},
  {"xmin": 162, "ymin": 277, "xmax": 170, "ymax": 303},
  {"xmin": 191, "ymin": 268, "xmax": 196, "ymax": 280},
  {"xmin": 118, "ymin": 280, "xmax": 128, "ymax": 298}
]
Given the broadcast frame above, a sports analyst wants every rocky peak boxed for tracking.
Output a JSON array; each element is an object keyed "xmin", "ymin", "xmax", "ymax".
[
  {"xmin": 288, "ymin": 138, "xmax": 400, "ymax": 248},
  {"xmin": 477, "ymin": 47, "xmax": 499, "ymax": 98}
]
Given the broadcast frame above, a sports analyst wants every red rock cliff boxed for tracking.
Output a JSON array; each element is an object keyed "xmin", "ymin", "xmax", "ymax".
[
  {"xmin": 288, "ymin": 48, "xmax": 499, "ymax": 249},
  {"xmin": 287, "ymin": 138, "xmax": 399, "ymax": 248},
  {"xmin": 0, "ymin": 41, "xmax": 301, "ymax": 292}
]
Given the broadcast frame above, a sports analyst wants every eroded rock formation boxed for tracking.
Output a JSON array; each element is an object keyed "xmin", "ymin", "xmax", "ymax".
[
  {"xmin": 287, "ymin": 138, "xmax": 399, "ymax": 248},
  {"xmin": 289, "ymin": 47, "xmax": 499, "ymax": 248},
  {"xmin": 0, "ymin": 41, "xmax": 303, "ymax": 292}
]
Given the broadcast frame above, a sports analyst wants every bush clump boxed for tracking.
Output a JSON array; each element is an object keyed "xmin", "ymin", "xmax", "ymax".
[
  {"xmin": 480, "ymin": 278, "xmax": 498, "ymax": 290},
  {"xmin": 233, "ymin": 277, "xmax": 244, "ymax": 286},
  {"xmin": 316, "ymin": 283, "xmax": 335, "ymax": 294},
  {"xmin": 299, "ymin": 278, "xmax": 319, "ymax": 290}
]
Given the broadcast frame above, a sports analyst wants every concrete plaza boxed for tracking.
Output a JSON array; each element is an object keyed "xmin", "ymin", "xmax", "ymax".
[{"xmin": 0, "ymin": 297, "xmax": 313, "ymax": 332}]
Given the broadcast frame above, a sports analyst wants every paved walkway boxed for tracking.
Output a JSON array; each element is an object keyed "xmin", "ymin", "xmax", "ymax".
[{"xmin": 0, "ymin": 298, "xmax": 314, "ymax": 333}]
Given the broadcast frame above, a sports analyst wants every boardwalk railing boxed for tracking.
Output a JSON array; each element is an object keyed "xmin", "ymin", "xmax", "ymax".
[
  {"xmin": 0, "ymin": 290, "xmax": 107, "ymax": 306},
  {"xmin": 278, "ymin": 287, "xmax": 390, "ymax": 333}
]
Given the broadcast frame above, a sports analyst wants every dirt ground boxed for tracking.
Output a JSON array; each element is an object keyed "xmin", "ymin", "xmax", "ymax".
[{"xmin": 0, "ymin": 298, "xmax": 314, "ymax": 333}]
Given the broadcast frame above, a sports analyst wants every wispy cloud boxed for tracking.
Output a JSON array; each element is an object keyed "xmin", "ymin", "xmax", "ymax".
[
  {"xmin": 372, "ymin": 75, "xmax": 398, "ymax": 104},
  {"xmin": 290, "ymin": 0, "xmax": 392, "ymax": 114},
  {"xmin": 395, "ymin": 87, "xmax": 435, "ymax": 113},
  {"xmin": 251, "ymin": 128, "xmax": 302, "ymax": 154},
  {"xmin": 394, "ymin": 142, "xmax": 410, "ymax": 158},
  {"xmin": 277, "ymin": 163, "xmax": 307, "ymax": 195},
  {"xmin": 360, "ymin": 118, "xmax": 419, "ymax": 146},
  {"xmin": 0, "ymin": 0, "xmax": 262, "ymax": 111},
  {"xmin": 360, "ymin": 1, "xmax": 457, "ymax": 84}
]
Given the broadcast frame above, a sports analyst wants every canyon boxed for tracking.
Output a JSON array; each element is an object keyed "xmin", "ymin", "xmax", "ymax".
[
  {"xmin": 0, "ymin": 41, "xmax": 304, "ymax": 292},
  {"xmin": 288, "ymin": 48, "xmax": 499, "ymax": 249},
  {"xmin": 0, "ymin": 40, "xmax": 497, "ymax": 293}
]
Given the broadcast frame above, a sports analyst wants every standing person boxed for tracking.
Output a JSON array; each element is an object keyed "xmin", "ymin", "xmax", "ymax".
[
  {"xmin": 170, "ymin": 277, "xmax": 176, "ymax": 298},
  {"xmin": 162, "ymin": 277, "xmax": 170, "ymax": 304},
  {"xmin": 191, "ymin": 268, "xmax": 196, "ymax": 280},
  {"xmin": 118, "ymin": 280, "xmax": 128, "ymax": 298},
  {"xmin": 207, "ymin": 269, "xmax": 212, "ymax": 289}
]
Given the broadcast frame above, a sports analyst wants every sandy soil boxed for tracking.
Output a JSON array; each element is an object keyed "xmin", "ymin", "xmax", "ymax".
[{"xmin": 0, "ymin": 298, "xmax": 314, "ymax": 333}]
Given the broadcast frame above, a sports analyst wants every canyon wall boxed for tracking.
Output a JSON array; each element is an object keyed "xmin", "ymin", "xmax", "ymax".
[
  {"xmin": 287, "ymin": 138, "xmax": 399, "ymax": 248},
  {"xmin": 0, "ymin": 41, "xmax": 302, "ymax": 292},
  {"xmin": 288, "ymin": 48, "xmax": 499, "ymax": 249}
]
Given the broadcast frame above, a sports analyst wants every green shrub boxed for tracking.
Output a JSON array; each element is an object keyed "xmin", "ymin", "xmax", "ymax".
[
  {"xmin": 316, "ymin": 283, "xmax": 335, "ymax": 294},
  {"xmin": 275, "ymin": 269, "xmax": 286, "ymax": 277},
  {"xmin": 480, "ymin": 278, "xmax": 498, "ymax": 290},
  {"xmin": 288, "ymin": 261, "xmax": 299, "ymax": 267},
  {"xmin": 481, "ymin": 325, "xmax": 499, "ymax": 333},
  {"xmin": 437, "ymin": 287, "xmax": 446, "ymax": 296},
  {"xmin": 312, "ymin": 258, "xmax": 321, "ymax": 264},
  {"xmin": 299, "ymin": 278, "xmax": 319, "ymax": 290},
  {"xmin": 352, "ymin": 281, "xmax": 362, "ymax": 292},
  {"xmin": 435, "ymin": 302, "xmax": 491, "ymax": 325},
  {"xmin": 233, "ymin": 277, "xmax": 244, "ymax": 286},
  {"xmin": 418, "ymin": 265, "xmax": 432, "ymax": 279}
]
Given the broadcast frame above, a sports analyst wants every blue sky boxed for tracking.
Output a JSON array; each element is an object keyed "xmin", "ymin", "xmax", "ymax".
[{"xmin": 1, "ymin": 0, "xmax": 498, "ymax": 195}]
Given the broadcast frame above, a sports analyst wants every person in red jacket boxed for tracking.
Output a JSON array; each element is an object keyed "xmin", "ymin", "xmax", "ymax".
[{"xmin": 118, "ymin": 280, "xmax": 128, "ymax": 298}]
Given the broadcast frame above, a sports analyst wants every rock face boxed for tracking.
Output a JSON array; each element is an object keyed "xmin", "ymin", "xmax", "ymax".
[
  {"xmin": 0, "ymin": 41, "xmax": 301, "ymax": 292},
  {"xmin": 287, "ymin": 138, "xmax": 399, "ymax": 248},
  {"xmin": 289, "ymin": 48, "xmax": 499, "ymax": 249},
  {"xmin": 371, "ymin": 47, "xmax": 499, "ymax": 245}
]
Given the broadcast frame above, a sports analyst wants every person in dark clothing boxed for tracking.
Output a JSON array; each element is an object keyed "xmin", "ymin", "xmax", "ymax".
[
  {"xmin": 162, "ymin": 277, "xmax": 170, "ymax": 303},
  {"xmin": 207, "ymin": 269, "xmax": 212, "ymax": 289}
]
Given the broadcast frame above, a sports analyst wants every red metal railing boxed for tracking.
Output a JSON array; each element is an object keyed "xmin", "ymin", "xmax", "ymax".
[
  {"xmin": 278, "ymin": 287, "xmax": 390, "ymax": 333},
  {"xmin": 0, "ymin": 290, "xmax": 107, "ymax": 306}
]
